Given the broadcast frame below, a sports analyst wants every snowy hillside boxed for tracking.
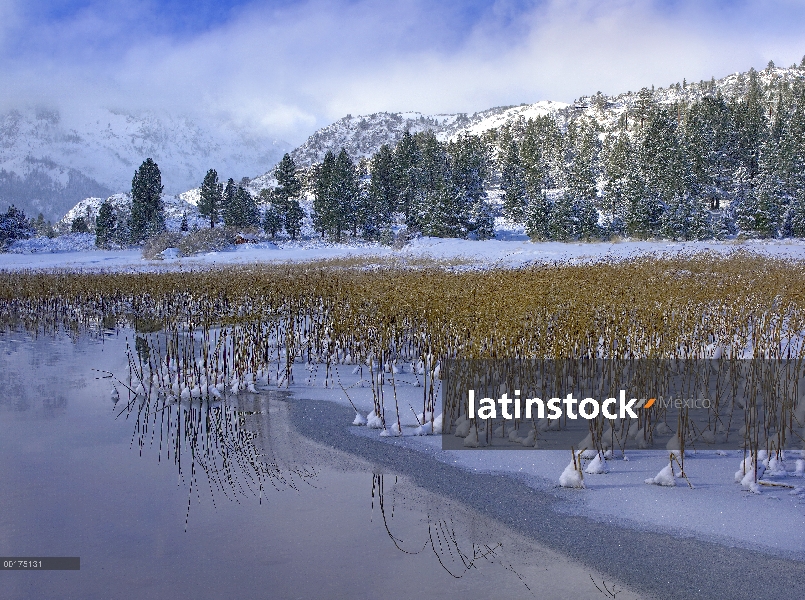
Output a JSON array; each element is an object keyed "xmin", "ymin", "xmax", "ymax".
[
  {"xmin": 565, "ymin": 63, "xmax": 805, "ymax": 130},
  {"xmin": 250, "ymin": 101, "xmax": 568, "ymax": 186},
  {"xmin": 56, "ymin": 191, "xmax": 206, "ymax": 234},
  {"xmin": 252, "ymin": 62, "xmax": 805, "ymax": 187},
  {"xmin": 0, "ymin": 106, "xmax": 289, "ymax": 221}
]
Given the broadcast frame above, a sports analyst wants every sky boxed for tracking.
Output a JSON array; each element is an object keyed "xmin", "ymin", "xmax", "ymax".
[{"xmin": 1, "ymin": 0, "xmax": 805, "ymax": 146}]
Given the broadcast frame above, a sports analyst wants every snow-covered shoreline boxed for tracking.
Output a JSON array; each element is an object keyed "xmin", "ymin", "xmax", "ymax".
[
  {"xmin": 285, "ymin": 363, "xmax": 805, "ymax": 560},
  {"xmin": 287, "ymin": 394, "xmax": 805, "ymax": 600},
  {"xmin": 5, "ymin": 236, "xmax": 805, "ymax": 272}
]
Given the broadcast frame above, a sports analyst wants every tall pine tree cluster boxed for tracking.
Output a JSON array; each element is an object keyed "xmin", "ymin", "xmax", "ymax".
[
  {"xmin": 306, "ymin": 132, "xmax": 496, "ymax": 243},
  {"xmin": 195, "ymin": 156, "xmax": 303, "ymax": 238},
  {"xmin": 497, "ymin": 68, "xmax": 805, "ymax": 241}
]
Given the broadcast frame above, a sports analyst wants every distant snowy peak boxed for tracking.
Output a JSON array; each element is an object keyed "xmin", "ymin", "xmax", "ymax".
[{"xmin": 0, "ymin": 106, "xmax": 289, "ymax": 221}]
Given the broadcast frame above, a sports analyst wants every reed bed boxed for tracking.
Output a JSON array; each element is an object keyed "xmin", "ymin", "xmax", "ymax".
[{"xmin": 2, "ymin": 251, "xmax": 805, "ymax": 484}]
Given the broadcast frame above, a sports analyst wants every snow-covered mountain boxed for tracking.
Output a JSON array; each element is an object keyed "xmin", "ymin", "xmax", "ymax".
[
  {"xmin": 0, "ymin": 106, "xmax": 289, "ymax": 222},
  {"xmin": 54, "ymin": 61, "xmax": 805, "ymax": 229},
  {"xmin": 250, "ymin": 62, "xmax": 805, "ymax": 189}
]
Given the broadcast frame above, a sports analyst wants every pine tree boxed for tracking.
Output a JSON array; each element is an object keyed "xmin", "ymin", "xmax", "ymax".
[
  {"xmin": 753, "ymin": 172, "xmax": 785, "ymax": 237},
  {"xmin": 410, "ymin": 132, "xmax": 449, "ymax": 233},
  {"xmin": 0, "ymin": 205, "xmax": 33, "ymax": 248},
  {"xmin": 548, "ymin": 193, "xmax": 575, "ymax": 241},
  {"xmin": 274, "ymin": 153, "xmax": 303, "ymax": 236},
  {"xmin": 682, "ymin": 94, "xmax": 733, "ymax": 206},
  {"xmin": 634, "ymin": 87, "xmax": 657, "ymax": 130},
  {"xmin": 71, "ymin": 216, "xmax": 89, "ymax": 233},
  {"xmin": 712, "ymin": 209, "xmax": 738, "ymax": 240},
  {"xmin": 573, "ymin": 197, "xmax": 600, "ymax": 240},
  {"xmin": 312, "ymin": 151, "xmax": 336, "ymax": 238},
  {"xmin": 469, "ymin": 196, "xmax": 495, "ymax": 240},
  {"xmin": 333, "ymin": 149, "xmax": 358, "ymax": 239},
  {"xmin": 564, "ymin": 126, "xmax": 600, "ymax": 239},
  {"xmin": 261, "ymin": 190, "xmax": 283, "ymax": 239},
  {"xmin": 355, "ymin": 159, "xmax": 383, "ymax": 240},
  {"xmin": 625, "ymin": 191, "xmax": 664, "ymax": 239},
  {"xmin": 198, "ymin": 169, "xmax": 223, "ymax": 228},
  {"xmin": 310, "ymin": 148, "xmax": 359, "ymax": 241},
  {"xmin": 450, "ymin": 134, "xmax": 492, "ymax": 238},
  {"xmin": 284, "ymin": 199, "xmax": 304, "ymax": 240},
  {"xmin": 732, "ymin": 168, "xmax": 765, "ymax": 235},
  {"xmin": 420, "ymin": 183, "xmax": 463, "ymax": 238},
  {"xmin": 602, "ymin": 132, "xmax": 633, "ymax": 231},
  {"xmin": 274, "ymin": 153, "xmax": 302, "ymax": 200},
  {"xmin": 129, "ymin": 158, "xmax": 165, "ymax": 243},
  {"xmin": 500, "ymin": 139, "xmax": 527, "ymax": 222},
  {"xmin": 640, "ymin": 107, "xmax": 687, "ymax": 205},
  {"xmin": 221, "ymin": 178, "xmax": 237, "ymax": 227},
  {"xmin": 180, "ymin": 212, "xmax": 189, "ymax": 232},
  {"xmin": 30, "ymin": 213, "xmax": 48, "ymax": 237},
  {"xmin": 520, "ymin": 116, "xmax": 561, "ymax": 199},
  {"xmin": 778, "ymin": 87, "xmax": 805, "ymax": 218},
  {"xmin": 661, "ymin": 191, "xmax": 711, "ymax": 240},
  {"xmin": 262, "ymin": 205, "xmax": 282, "ymax": 238},
  {"xmin": 231, "ymin": 186, "xmax": 259, "ymax": 228},
  {"xmin": 393, "ymin": 131, "xmax": 421, "ymax": 225},
  {"xmin": 95, "ymin": 200, "xmax": 117, "ymax": 248},
  {"xmin": 524, "ymin": 191, "xmax": 552, "ymax": 240},
  {"xmin": 274, "ymin": 154, "xmax": 302, "ymax": 204},
  {"xmin": 366, "ymin": 145, "xmax": 396, "ymax": 237},
  {"xmin": 731, "ymin": 68, "xmax": 768, "ymax": 180}
]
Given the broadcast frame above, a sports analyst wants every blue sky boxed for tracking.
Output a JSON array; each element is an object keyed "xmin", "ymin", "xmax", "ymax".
[{"xmin": 1, "ymin": 0, "xmax": 804, "ymax": 144}]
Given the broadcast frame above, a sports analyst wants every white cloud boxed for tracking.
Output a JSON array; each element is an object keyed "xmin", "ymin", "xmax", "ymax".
[{"xmin": 1, "ymin": 0, "xmax": 804, "ymax": 145}]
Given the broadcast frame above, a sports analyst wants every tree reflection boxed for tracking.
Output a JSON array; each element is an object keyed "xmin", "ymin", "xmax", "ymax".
[{"xmin": 371, "ymin": 473, "xmax": 533, "ymax": 593}]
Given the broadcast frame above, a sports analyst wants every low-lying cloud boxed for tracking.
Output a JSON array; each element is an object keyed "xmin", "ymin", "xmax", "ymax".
[{"xmin": 2, "ymin": 0, "xmax": 804, "ymax": 145}]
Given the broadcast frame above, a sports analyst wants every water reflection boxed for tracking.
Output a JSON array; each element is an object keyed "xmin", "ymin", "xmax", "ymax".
[
  {"xmin": 0, "ymin": 331, "xmax": 640, "ymax": 599},
  {"xmin": 112, "ymin": 369, "xmax": 316, "ymax": 528},
  {"xmin": 371, "ymin": 473, "xmax": 532, "ymax": 593},
  {"xmin": 112, "ymin": 340, "xmax": 539, "ymax": 594}
]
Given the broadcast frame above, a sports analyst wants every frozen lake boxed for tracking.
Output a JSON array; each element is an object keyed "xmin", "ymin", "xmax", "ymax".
[{"xmin": 0, "ymin": 331, "xmax": 637, "ymax": 599}]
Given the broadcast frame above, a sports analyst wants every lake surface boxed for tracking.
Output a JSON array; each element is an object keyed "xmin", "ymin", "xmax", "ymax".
[{"xmin": 0, "ymin": 331, "xmax": 638, "ymax": 599}]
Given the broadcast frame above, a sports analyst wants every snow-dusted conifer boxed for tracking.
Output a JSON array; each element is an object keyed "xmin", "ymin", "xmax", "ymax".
[
  {"xmin": 524, "ymin": 191, "xmax": 552, "ymax": 240},
  {"xmin": 198, "ymin": 168, "xmax": 222, "ymax": 228},
  {"xmin": 221, "ymin": 178, "xmax": 237, "ymax": 227},
  {"xmin": 129, "ymin": 158, "xmax": 165, "ymax": 243},
  {"xmin": 500, "ymin": 138, "xmax": 527, "ymax": 222},
  {"xmin": 95, "ymin": 200, "xmax": 117, "ymax": 248}
]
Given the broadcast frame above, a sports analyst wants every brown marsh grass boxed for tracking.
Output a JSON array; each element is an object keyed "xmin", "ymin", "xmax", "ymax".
[{"xmin": 2, "ymin": 251, "xmax": 805, "ymax": 481}]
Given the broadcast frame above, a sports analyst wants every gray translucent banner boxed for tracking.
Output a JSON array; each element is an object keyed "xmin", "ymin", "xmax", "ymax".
[{"xmin": 440, "ymin": 359, "xmax": 805, "ymax": 451}]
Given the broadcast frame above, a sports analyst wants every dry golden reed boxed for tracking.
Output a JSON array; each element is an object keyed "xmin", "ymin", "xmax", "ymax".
[{"xmin": 3, "ymin": 251, "xmax": 805, "ymax": 477}]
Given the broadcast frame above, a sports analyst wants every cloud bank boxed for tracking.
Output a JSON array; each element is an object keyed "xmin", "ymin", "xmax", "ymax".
[{"xmin": 2, "ymin": 0, "xmax": 804, "ymax": 145}]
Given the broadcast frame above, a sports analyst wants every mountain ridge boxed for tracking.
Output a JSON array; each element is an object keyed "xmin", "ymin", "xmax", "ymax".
[{"xmin": 43, "ymin": 60, "xmax": 805, "ymax": 225}]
